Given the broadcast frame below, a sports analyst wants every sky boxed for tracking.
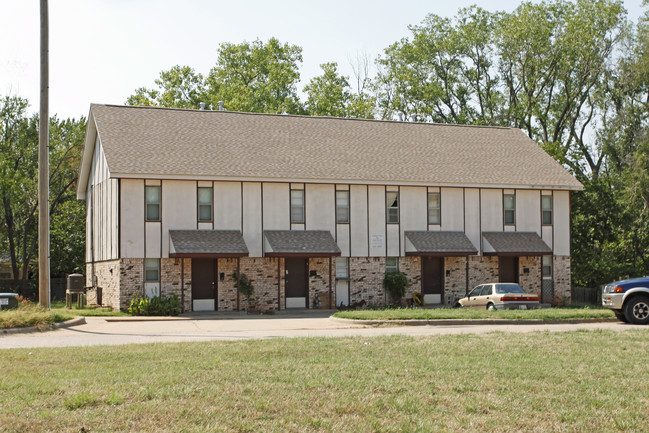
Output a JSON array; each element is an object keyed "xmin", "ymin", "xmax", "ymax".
[{"xmin": 1, "ymin": 0, "xmax": 646, "ymax": 120}]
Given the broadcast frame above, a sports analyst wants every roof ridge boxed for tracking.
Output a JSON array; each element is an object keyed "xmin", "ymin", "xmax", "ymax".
[{"xmin": 92, "ymin": 103, "xmax": 514, "ymax": 131}]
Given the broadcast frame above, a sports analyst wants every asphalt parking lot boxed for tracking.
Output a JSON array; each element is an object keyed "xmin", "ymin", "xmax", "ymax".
[{"xmin": 1, "ymin": 310, "xmax": 646, "ymax": 349}]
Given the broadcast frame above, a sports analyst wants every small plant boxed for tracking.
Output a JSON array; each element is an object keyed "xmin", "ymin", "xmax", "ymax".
[
  {"xmin": 128, "ymin": 293, "xmax": 181, "ymax": 316},
  {"xmin": 233, "ymin": 272, "xmax": 257, "ymax": 311},
  {"xmin": 382, "ymin": 271, "xmax": 409, "ymax": 305}
]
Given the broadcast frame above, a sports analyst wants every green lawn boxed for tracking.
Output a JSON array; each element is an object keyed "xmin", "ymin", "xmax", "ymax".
[
  {"xmin": 49, "ymin": 301, "xmax": 128, "ymax": 317},
  {"xmin": 334, "ymin": 307, "xmax": 616, "ymax": 321},
  {"xmin": 1, "ymin": 330, "xmax": 648, "ymax": 432},
  {"xmin": 0, "ymin": 303, "xmax": 73, "ymax": 330}
]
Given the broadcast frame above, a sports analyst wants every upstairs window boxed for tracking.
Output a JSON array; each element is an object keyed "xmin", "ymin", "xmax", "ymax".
[
  {"xmin": 385, "ymin": 257, "xmax": 399, "ymax": 274},
  {"xmin": 428, "ymin": 192, "xmax": 441, "ymax": 225},
  {"xmin": 336, "ymin": 190, "xmax": 350, "ymax": 224},
  {"xmin": 503, "ymin": 194, "xmax": 515, "ymax": 225},
  {"xmin": 290, "ymin": 189, "xmax": 305, "ymax": 224},
  {"xmin": 144, "ymin": 258, "xmax": 160, "ymax": 282},
  {"xmin": 386, "ymin": 191, "xmax": 399, "ymax": 224},
  {"xmin": 198, "ymin": 187, "xmax": 213, "ymax": 222},
  {"xmin": 542, "ymin": 195, "xmax": 553, "ymax": 225},
  {"xmin": 145, "ymin": 186, "xmax": 161, "ymax": 221}
]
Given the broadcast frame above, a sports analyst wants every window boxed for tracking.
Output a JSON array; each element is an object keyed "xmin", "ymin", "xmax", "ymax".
[
  {"xmin": 542, "ymin": 256, "xmax": 553, "ymax": 278},
  {"xmin": 503, "ymin": 194, "xmax": 515, "ymax": 225},
  {"xmin": 385, "ymin": 257, "xmax": 399, "ymax": 274},
  {"xmin": 335, "ymin": 257, "xmax": 349, "ymax": 279},
  {"xmin": 542, "ymin": 195, "xmax": 553, "ymax": 225},
  {"xmin": 428, "ymin": 192, "xmax": 441, "ymax": 225},
  {"xmin": 336, "ymin": 190, "xmax": 349, "ymax": 224},
  {"xmin": 386, "ymin": 191, "xmax": 399, "ymax": 224},
  {"xmin": 145, "ymin": 186, "xmax": 161, "ymax": 221},
  {"xmin": 144, "ymin": 258, "xmax": 160, "ymax": 282},
  {"xmin": 290, "ymin": 189, "xmax": 304, "ymax": 223},
  {"xmin": 198, "ymin": 187, "xmax": 213, "ymax": 222}
]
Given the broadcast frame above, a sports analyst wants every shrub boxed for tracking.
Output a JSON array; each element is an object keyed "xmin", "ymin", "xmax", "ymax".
[
  {"xmin": 128, "ymin": 293, "xmax": 181, "ymax": 316},
  {"xmin": 382, "ymin": 272, "xmax": 408, "ymax": 304}
]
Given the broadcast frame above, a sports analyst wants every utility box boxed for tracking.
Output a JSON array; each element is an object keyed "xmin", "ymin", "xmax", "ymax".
[
  {"xmin": 67, "ymin": 274, "xmax": 85, "ymax": 292},
  {"xmin": 0, "ymin": 293, "xmax": 19, "ymax": 310}
]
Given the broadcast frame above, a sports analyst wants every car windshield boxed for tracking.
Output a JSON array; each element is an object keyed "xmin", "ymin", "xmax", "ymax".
[{"xmin": 495, "ymin": 284, "xmax": 526, "ymax": 294}]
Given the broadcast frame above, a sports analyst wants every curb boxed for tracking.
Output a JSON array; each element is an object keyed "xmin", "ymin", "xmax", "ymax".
[
  {"xmin": 1, "ymin": 316, "xmax": 87, "ymax": 336},
  {"xmin": 330, "ymin": 316, "xmax": 619, "ymax": 326},
  {"xmin": 104, "ymin": 316, "xmax": 191, "ymax": 322}
]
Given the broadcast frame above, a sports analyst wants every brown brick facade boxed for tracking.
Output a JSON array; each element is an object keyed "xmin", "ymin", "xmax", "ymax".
[
  {"xmin": 85, "ymin": 260, "xmax": 120, "ymax": 308},
  {"xmin": 468, "ymin": 256, "xmax": 498, "ymax": 289},
  {"xmin": 444, "ymin": 257, "xmax": 469, "ymax": 301},
  {"xmin": 519, "ymin": 256, "xmax": 541, "ymax": 295},
  {"xmin": 349, "ymin": 257, "xmax": 386, "ymax": 305},
  {"xmin": 553, "ymin": 255, "xmax": 571, "ymax": 304},
  {"xmin": 87, "ymin": 254, "xmax": 574, "ymax": 312}
]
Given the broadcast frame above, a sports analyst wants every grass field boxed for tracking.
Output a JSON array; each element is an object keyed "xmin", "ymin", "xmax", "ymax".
[
  {"xmin": 1, "ymin": 330, "xmax": 647, "ymax": 432},
  {"xmin": 49, "ymin": 301, "xmax": 128, "ymax": 317},
  {"xmin": 333, "ymin": 307, "xmax": 616, "ymax": 321},
  {"xmin": 0, "ymin": 303, "xmax": 73, "ymax": 330}
]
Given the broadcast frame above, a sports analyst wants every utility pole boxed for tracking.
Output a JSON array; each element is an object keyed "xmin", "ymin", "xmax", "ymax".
[{"xmin": 38, "ymin": 0, "xmax": 50, "ymax": 308}]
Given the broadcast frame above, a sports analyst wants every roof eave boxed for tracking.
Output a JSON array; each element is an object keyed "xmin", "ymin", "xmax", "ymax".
[
  {"xmin": 76, "ymin": 106, "xmax": 98, "ymax": 200},
  {"xmin": 107, "ymin": 171, "xmax": 583, "ymax": 191}
]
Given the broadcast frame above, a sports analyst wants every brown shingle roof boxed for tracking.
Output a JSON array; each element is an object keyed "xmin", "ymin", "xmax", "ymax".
[
  {"xmin": 405, "ymin": 231, "xmax": 478, "ymax": 256},
  {"xmin": 482, "ymin": 232, "xmax": 552, "ymax": 256},
  {"xmin": 169, "ymin": 230, "xmax": 249, "ymax": 257},
  {"xmin": 89, "ymin": 104, "xmax": 582, "ymax": 189},
  {"xmin": 264, "ymin": 230, "xmax": 341, "ymax": 257}
]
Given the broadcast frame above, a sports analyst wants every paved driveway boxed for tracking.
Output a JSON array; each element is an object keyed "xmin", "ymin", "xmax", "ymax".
[{"xmin": 1, "ymin": 311, "xmax": 646, "ymax": 349}]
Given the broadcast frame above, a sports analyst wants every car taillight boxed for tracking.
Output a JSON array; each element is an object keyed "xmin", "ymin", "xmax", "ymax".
[
  {"xmin": 614, "ymin": 286, "xmax": 624, "ymax": 293},
  {"xmin": 500, "ymin": 296, "xmax": 538, "ymax": 302}
]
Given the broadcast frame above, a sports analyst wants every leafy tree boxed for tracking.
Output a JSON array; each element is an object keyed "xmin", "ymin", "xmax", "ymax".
[
  {"xmin": 0, "ymin": 96, "xmax": 86, "ymax": 296},
  {"xmin": 127, "ymin": 39, "xmax": 305, "ymax": 114},
  {"xmin": 205, "ymin": 38, "xmax": 304, "ymax": 114},
  {"xmin": 304, "ymin": 62, "xmax": 374, "ymax": 118},
  {"xmin": 126, "ymin": 65, "xmax": 207, "ymax": 109}
]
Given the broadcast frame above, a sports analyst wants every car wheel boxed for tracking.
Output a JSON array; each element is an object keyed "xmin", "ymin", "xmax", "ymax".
[
  {"xmin": 613, "ymin": 310, "xmax": 628, "ymax": 323},
  {"xmin": 487, "ymin": 303, "xmax": 496, "ymax": 311},
  {"xmin": 623, "ymin": 296, "xmax": 649, "ymax": 325}
]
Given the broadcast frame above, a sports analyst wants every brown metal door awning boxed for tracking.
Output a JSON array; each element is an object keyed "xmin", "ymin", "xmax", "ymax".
[
  {"xmin": 404, "ymin": 231, "xmax": 478, "ymax": 256},
  {"xmin": 264, "ymin": 230, "xmax": 341, "ymax": 257},
  {"xmin": 482, "ymin": 232, "xmax": 552, "ymax": 256},
  {"xmin": 169, "ymin": 230, "xmax": 249, "ymax": 258}
]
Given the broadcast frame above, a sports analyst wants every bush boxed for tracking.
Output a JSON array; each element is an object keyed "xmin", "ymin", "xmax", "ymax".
[
  {"xmin": 128, "ymin": 293, "xmax": 181, "ymax": 316},
  {"xmin": 383, "ymin": 272, "xmax": 409, "ymax": 304}
]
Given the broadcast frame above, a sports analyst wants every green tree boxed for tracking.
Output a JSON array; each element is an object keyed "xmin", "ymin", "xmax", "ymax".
[
  {"xmin": 205, "ymin": 38, "xmax": 304, "ymax": 114},
  {"xmin": 126, "ymin": 65, "xmax": 206, "ymax": 109},
  {"xmin": 0, "ymin": 96, "xmax": 86, "ymax": 295},
  {"xmin": 304, "ymin": 62, "xmax": 374, "ymax": 118}
]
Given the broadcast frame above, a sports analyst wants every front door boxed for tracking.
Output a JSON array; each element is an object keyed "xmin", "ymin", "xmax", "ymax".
[
  {"xmin": 422, "ymin": 256, "xmax": 444, "ymax": 304},
  {"xmin": 285, "ymin": 258, "xmax": 307, "ymax": 308},
  {"xmin": 192, "ymin": 258, "xmax": 217, "ymax": 311},
  {"xmin": 499, "ymin": 256, "xmax": 519, "ymax": 283}
]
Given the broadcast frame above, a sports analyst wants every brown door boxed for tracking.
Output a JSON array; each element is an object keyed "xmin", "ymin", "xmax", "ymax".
[
  {"xmin": 499, "ymin": 256, "xmax": 519, "ymax": 283},
  {"xmin": 192, "ymin": 258, "xmax": 217, "ymax": 311},
  {"xmin": 422, "ymin": 256, "xmax": 444, "ymax": 303},
  {"xmin": 285, "ymin": 258, "xmax": 307, "ymax": 308}
]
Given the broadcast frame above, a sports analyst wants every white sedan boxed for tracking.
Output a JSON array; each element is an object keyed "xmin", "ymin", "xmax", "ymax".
[{"xmin": 458, "ymin": 283, "xmax": 540, "ymax": 310}]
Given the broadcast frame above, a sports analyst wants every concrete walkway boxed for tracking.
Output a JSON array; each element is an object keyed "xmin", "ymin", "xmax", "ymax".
[{"xmin": 1, "ymin": 310, "xmax": 646, "ymax": 349}]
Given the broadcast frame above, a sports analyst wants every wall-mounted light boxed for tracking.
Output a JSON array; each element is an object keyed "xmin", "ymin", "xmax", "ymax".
[{"xmin": 220, "ymin": 272, "xmax": 225, "ymax": 281}]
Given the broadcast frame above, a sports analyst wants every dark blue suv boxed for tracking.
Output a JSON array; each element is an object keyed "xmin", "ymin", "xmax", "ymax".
[{"xmin": 602, "ymin": 276, "xmax": 649, "ymax": 324}]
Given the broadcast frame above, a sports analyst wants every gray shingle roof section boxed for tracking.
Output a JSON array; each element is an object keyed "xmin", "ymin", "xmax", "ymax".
[
  {"xmin": 482, "ymin": 232, "xmax": 552, "ymax": 256},
  {"xmin": 90, "ymin": 104, "xmax": 583, "ymax": 190},
  {"xmin": 264, "ymin": 230, "xmax": 341, "ymax": 257},
  {"xmin": 405, "ymin": 231, "xmax": 478, "ymax": 256},
  {"xmin": 169, "ymin": 230, "xmax": 249, "ymax": 257}
]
